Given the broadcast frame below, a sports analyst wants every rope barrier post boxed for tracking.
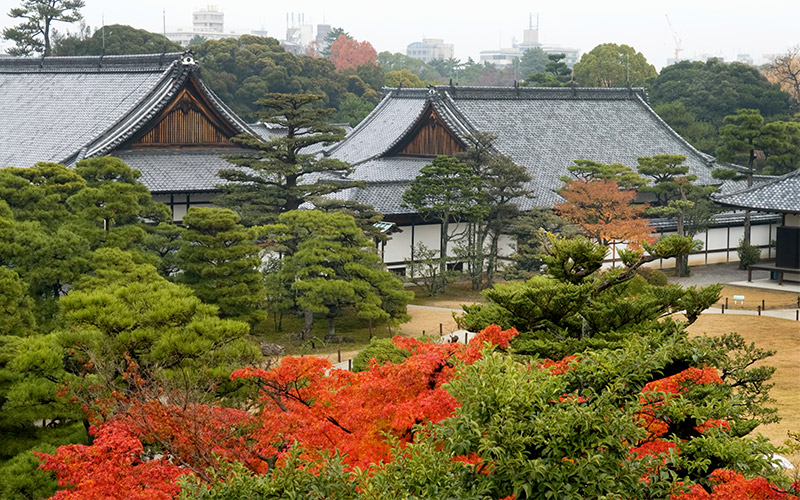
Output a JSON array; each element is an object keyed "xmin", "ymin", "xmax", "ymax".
[
  {"xmin": 757, "ymin": 305, "xmax": 761, "ymax": 316},
  {"xmin": 721, "ymin": 304, "xmax": 725, "ymax": 314},
  {"xmin": 337, "ymin": 349, "xmax": 341, "ymax": 363}
]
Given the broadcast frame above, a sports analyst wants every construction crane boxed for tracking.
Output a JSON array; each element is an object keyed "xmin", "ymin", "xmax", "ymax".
[{"xmin": 665, "ymin": 14, "xmax": 683, "ymax": 62}]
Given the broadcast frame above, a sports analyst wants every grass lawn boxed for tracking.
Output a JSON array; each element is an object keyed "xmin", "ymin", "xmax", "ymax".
[{"xmin": 687, "ymin": 314, "xmax": 800, "ymax": 463}]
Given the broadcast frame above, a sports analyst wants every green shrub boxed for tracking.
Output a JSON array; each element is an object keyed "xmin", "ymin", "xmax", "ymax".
[
  {"xmin": 637, "ymin": 267, "xmax": 668, "ymax": 286},
  {"xmin": 737, "ymin": 239, "xmax": 761, "ymax": 270},
  {"xmin": 352, "ymin": 338, "xmax": 410, "ymax": 372}
]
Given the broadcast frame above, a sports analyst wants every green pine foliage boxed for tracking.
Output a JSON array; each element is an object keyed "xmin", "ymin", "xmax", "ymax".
[
  {"xmin": 177, "ymin": 207, "xmax": 266, "ymax": 325},
  {"xmin": 458, "ymin": 233, "xmax": 720, "ymax": 358},
  {"xmin": 218, "ymin": 93, "xmax": 362, "ymax": 226},
  {"xmin": 266, "ymin": 210, "xmax": 413, "ymax": 341}
]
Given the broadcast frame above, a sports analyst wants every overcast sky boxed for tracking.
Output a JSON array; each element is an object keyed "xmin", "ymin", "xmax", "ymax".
[{"xmin": 1, "ymin": 0, "xmax": 798, "ymax": 69}]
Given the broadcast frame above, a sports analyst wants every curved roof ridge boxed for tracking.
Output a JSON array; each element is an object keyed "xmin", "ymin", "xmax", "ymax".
[
  {"xmin": 323, "ymin": 89, "xmax": 399, "ymax": 157},
  {"xmin": 77, "ymin": 59, "xmax": 191, "ymax": 160},
  {"xmin": 437, "ymin": 85, "xmax": 648, "ymax": 100},
  {"xmin": 193, "ymin": 76, "xmax": 255, "ymax": 135},
  {"xmin": 632, "ymin": 93, "xmax": 716, "ymax": 169},
  {"xmin": 435, "ymin": 91, "xmax": 480, "ymax": 142},
  {"xmin": 376, "ymin": 92, "xmax": 441, "ymax": 158},
  {"xmin": 714, "ymin": 168, "xmax": 800, "ymax": 200},
  {"xmin": 0, "ymin": 52, "xmax": 187, "ymax": 73}
]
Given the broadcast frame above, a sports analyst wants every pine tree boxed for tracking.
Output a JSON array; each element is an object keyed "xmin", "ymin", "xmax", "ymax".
[
  {"xmin": 218, "ymin": 93, "xmax": 361, "ymax": 226},
  {"xmin": 267, "ymin": 210, "xmax": 412, "ymax": 341},
  {"xmin": 638, "ymin": 154, "xmax": 718, "ymax": 276},
  {"xmin": 2, "ymin": 0, "xmax": 84, "ymax": 56},
  {"xmin": 402, "ymin": 156, "xmax": 485, "ymax": 294},
  {"xmin": 177, "ymin": 207, "xmax": 266, "ymax": 325}
]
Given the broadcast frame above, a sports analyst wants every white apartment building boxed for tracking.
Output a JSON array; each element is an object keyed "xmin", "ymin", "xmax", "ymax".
[{"xmin": 406, "ymin": 39, "xmax": 455, "ymax": 62}]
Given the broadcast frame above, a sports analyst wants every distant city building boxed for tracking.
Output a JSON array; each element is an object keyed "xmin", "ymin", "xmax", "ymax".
[
  {"xmin": 316, "ymin": 24, "xmax": 332, "ymax": 46},
  {"xmin": 165, "ymin": 5, "xmax": 240, "ymax": 46},
  {"xmin": 280, "ymin": 16, "xmax": 328, "ymax": 56},
  {"xmin": 479, "ymin": 17, "xmax": 579, "ymax": 67},
  {"xmin": 736, "ymin": 54, "xmax": 754, "ymax": 65},
  {"xmin": 406, "ymin": 38, "xmax": 455, "ymax": 62}
]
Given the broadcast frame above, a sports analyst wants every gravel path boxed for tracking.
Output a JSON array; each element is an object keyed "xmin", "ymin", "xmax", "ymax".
[{"xmin": 667, "ymin": 262, "xmax": 751, "ymax": 287}]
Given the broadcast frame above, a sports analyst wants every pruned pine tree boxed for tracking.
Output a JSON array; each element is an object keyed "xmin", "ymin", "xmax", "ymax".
[
  {"xmin": 402, "ymin": 156, "xmax": 485, "ymax": 294},
  {"xmin": 177, "ymin": 207, "xmax": 266, "ymax": 325},
  {"xmin": 266, "ymin": 210, "xmax": 412, "ymax": 342},
  {"xmin": 637, "ymin": 154, "xmax": 717, "ymax": 276},
  {"xmin": 218, "ymin": 93, "xmax": 362, "ymax": 226},
  {"xmin": 455, "ymin": 133, "xmax": 531, "ymax": 290},
  {"xmin": 3, "ymin": 0, "xmax": 84, "ymax": 56}
]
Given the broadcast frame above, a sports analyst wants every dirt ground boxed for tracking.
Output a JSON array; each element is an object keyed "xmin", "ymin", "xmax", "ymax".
[
  {"xmin": 687, "ymin": 314, "xmax": 800, "ymax": 463},
  {"xmin": 398, "ymin": 307, "xmax": 461, "ymax": 338},
  {"xmin": 716, "ymin": 285, "xmax": 800, "ymax": 311}
]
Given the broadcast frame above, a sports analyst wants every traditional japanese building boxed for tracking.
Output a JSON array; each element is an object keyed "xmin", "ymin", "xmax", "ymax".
[
  {"xmin": 318, "ymin": 86, "xmax": 780, "ymax": 270},
  {"xmin": 0, "ymin": 51, "xmax": 254, "ymax": 220},
  {"xmin": 714, "ymin": 169, "xmax": 800, "ymax": 283}
]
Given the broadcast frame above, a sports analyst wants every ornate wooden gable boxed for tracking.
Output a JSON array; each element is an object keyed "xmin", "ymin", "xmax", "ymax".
[
  {"xmin": 130, "ymin": 75, "xmax": 240, "ymax": 148},
  {"xmin": 386, "ymin": 103, "xmax": 465, "ymax": 157}
]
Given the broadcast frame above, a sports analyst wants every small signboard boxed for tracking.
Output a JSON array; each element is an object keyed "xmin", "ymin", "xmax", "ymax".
[{"xmin": 733, "ymin": 295, "xmax": 745, "ymax": 304}]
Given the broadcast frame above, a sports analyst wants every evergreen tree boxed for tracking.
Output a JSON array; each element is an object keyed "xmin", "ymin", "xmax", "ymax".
[
  {"xmin": 177, "ymin": 207, "xmax": 266, "ymax": 325},
  {"xmin": 2, "ymin": 0, "xmax": 84, "ymax": 56},
  {"xmin": 266, "ymin": 210, "xmax": 412, "ymax": 341},
  {"xmin": 714, "ymin": 109, "xmax": 764, "ymax": 248},
  {"xmin": 637, "ymin": 154, "xmax": 716, "ymax": 276},
  {"xmin": 523, "ymin": 53, "xmax": 573, "ymax": 87},
  {"xmin": 458, "ymin": 232, "xmax": 719, "ymax": 358},
  {"xmin": 455, "ymin": 133, "xmax": 531, "ymax": 289},
  {"xmin": 402, "ymin": 156, "xmax": 485, "ymax": 294},
  {"xmin": 218, "ymin": 93, "xmax": 361, "ymax": 226}
]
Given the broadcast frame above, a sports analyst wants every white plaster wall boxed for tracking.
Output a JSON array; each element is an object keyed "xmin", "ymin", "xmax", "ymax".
[{"xmin": 382, "ymin": 225, "xmax": 412, "ymax": 264}]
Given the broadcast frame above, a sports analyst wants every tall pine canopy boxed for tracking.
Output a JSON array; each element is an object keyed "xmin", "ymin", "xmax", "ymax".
[
  {"xmin": 177, "ymin": 207, "xmax": 266, "ymax": 325},
  {"xmin": 218, "ymin": 93, "xmax": 362, "ymax": 225}
]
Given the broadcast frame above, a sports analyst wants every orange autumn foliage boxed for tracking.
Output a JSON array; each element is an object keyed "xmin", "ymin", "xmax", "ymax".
[
  {"xmin": 37, "ymin": 326, "xmax": 519, "ymax": 499},
  {"xmin": 329, "ymin": 34, "xmax": 377, "ymax": 71},
  {"xmin": 555, "ymin": 179, "xmax": 655, "ymax": 247}
]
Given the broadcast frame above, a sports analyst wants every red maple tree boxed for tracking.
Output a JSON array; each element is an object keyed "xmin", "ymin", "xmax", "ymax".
[
  {"xmin": 328, "ymin": 34, "xmax": 377, "ymax": 71},
  {"xmin": 555, "ymin": 179, "xmax": 655, "ymax": 247},
  {"xmin": 35, "ymin": 326, "xmax": 798, "ymax": 500}
]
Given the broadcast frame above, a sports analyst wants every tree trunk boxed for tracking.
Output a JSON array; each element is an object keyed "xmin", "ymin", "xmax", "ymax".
[
  {"xmin": 299, "ymin": 310, "xmax": 314, "ymax": 340},
  {"xmin": 676, "ymin": 213, "xmax": 689, "ymax": 277},
  {"xmin": 438, "ymin": 219, "xmax": 449, "ymax": 294},
  {"xmin": 326, "ymin": 316, "xmax": 336, "ymax": 342},
  {"xmin": 486, "ymin": 231, "xmax": 500, "ymax": 288},
  {"xmin": 469, "ymin": 223, "xmax": 482, "ymax": 291},
  {"xmin": 743, "ymin": 153, "xmax": 755, "ymax": 246},
  {"xmin": 44, "ymin": 19, "xmax": 51, "ymax": 57}
]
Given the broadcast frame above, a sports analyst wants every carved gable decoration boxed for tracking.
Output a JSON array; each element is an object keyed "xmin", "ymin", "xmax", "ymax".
[
  {"xmin": 131, "ymin": 76, "xmax": 239, "ymax": 148},
  {"xmin": 387, "ymin": 103, "xmax": 465, "ymax": 157}
]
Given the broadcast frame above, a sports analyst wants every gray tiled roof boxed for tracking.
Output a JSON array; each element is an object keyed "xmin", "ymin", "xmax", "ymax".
[
  {"xmin": 114, "ymin": 148, "xmax": 250, "ymax": 193},
  {"xmin": 325, "ymin": 95, "xmax": 427, "ymax": 164},
  {"xmin": 716, "ymin": 174, "xmax": 776, "ymax": 196},
  {"xmin": 326, "ymin": 86, "xmax": 720, "ymax": 211},
  {"xmin": 713, "ymin": 169, "xmax": 800, "ymax": 213},
  {"xmin": 0, "ymin": 52, "xmax": 253, "ymax": 175}
]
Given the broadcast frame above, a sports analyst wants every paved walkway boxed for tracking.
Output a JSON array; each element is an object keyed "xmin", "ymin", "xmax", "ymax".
[
  {"xmin": 407, "ymin": 304, "xmax": 463, "ymax": 313},
  {"xmin": 669, "ymin": 262, "xmax": 800, "ymax": 293}
]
